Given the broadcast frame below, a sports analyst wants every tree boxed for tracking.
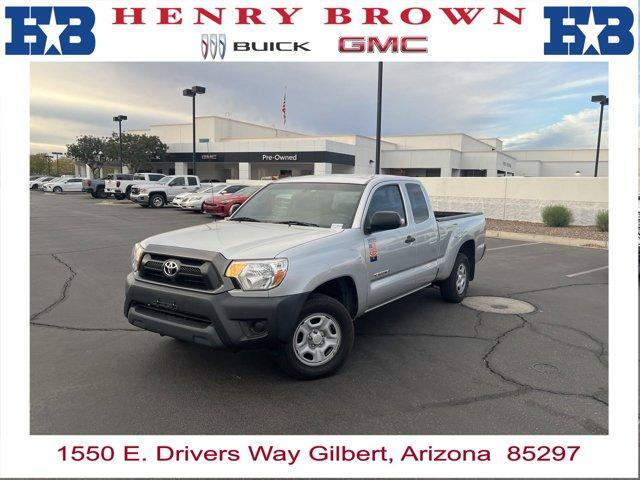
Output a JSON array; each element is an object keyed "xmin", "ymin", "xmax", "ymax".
[
  {"xmin": 66, "ymin": 135, "xmax": 105, "ymax": 177},
  {"xmin": 30, "ymin": 153, "xmax": 52, "ymax": 175},
  {"xmin": 104, "ymin": 132, "xmax": 168, "ymax": 173},
  {"xmin": 30, "ymin": 154, "xmax": 76, "ymax": 176}
]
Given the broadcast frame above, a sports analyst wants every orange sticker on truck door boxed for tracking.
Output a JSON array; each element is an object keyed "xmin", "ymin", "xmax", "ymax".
[{"xmin": 367, "ymin": 238, "xmax": 378, "ymax": 262}]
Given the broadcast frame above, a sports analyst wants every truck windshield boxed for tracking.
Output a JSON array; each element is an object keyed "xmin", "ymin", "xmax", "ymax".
[
  {"xmin": 230, "ymin": 182, "xmax": 365, "ymax": 228},
  {"xmin": 157, "ymin": 176, "xmax": 173, "ymax": 184}
]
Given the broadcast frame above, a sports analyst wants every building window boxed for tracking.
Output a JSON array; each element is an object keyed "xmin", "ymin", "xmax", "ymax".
[{"xmin": 460, "ymin": 169, "xmax": 487, "ymax": 177}]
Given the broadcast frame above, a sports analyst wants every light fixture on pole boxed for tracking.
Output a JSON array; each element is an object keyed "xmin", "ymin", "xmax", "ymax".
[
  {"xmin": 590, "ymin": 95, "xmax": 608, "ymax": 177},
  {"xmin": 52, "ymin": 151, "xmax": 63, "ymax": 175},
  {"xmin": 44, "ymin": 153, "xmax": 53, "ymax": 175},
  {"xmin": 183, "ymin": 86, "xmax": 206, "ymax": 175},
  {"xmin": 113, "ymin": 115, "xmax": 127, "ymax": 172}
]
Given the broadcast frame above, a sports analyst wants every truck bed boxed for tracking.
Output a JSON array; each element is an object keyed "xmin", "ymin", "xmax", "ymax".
[{"xmin": 434, "ymin": 211, "xmax": 483, "ymax": 222}]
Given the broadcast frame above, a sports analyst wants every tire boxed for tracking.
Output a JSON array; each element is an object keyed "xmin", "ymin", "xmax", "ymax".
[
  {"xmin": 439, "ymin": 253, "xmax": 470, "ymax": 303},
  {"xmin": 31, "ymin": 184, "xmax": 38, "ymax": 190},
  {"xmin": 125, "ymin": 186, "xmax": 132, "ymax": 199},
  {"xmin": 53, "ymin": 186, "xmax": 62, "ymax": 193},
  {"xmin": 114, "ymin": 193, "xmax": 126, "ymax": 200},
  {"xmin": 90, "ymin": 191, "xmax": 98, "ymax": 198},
  {"xmin": 149, "ymin": 193, "xmax": 165, "ymax": 208},
  {"xmin": 96, "ymin": 187, "xmax": 107, "ymax": 199},
  {"xmin": 279, "ymin": 294, "xmax": 354, "ymax": 380}
]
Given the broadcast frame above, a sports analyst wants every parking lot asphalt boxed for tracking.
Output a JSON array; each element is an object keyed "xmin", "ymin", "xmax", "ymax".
[{"xmin": 30, "ymin": 191, "xmax": 608, "ymax": 435}]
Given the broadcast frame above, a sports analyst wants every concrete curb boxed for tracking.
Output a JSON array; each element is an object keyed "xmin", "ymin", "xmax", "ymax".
[{"xmin": 486, "ymin": 230, "xmax": 608, "ymax": 249}]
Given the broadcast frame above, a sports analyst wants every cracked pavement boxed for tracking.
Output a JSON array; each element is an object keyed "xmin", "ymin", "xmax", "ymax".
[{"xmin": 30, "ymin": 192, "xmax": 608, "ymax": 435}]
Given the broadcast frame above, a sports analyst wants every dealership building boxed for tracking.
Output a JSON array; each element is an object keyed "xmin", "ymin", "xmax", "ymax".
[{"xmin": 77, "ymin": 116, "xmax": 614, "ymax": 179}]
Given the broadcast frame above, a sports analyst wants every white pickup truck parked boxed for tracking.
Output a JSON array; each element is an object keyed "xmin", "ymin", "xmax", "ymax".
[
  {"xmin": 105, "ymin": 173, "xmax": 165, "ymax": 200},
  {"xmin": 129, "ymin": 175, "xmax": 203, "ymax": 208},
  {"xmin": 125, "ymin": 175, "xmax": 486, "ymax": 378}
]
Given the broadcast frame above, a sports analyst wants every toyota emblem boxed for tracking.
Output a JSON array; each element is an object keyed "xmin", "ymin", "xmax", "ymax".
[{"xmin": 162, "ymin": 260, "xmax": 180, "ymax": 277}]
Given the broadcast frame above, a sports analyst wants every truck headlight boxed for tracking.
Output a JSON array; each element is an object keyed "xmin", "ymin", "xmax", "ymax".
[
  {"xmin": 131, "ymin": 242, "xmax": 144, "ymax": 272},
  {"xmin": 225, "ymin": 259, "xmax": 288, "ymax": 291}
]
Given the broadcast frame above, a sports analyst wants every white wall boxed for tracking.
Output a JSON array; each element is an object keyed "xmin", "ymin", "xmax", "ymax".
[{"xmin": 420, "ymin": 177, "xmax": 608, "ymax": 226}]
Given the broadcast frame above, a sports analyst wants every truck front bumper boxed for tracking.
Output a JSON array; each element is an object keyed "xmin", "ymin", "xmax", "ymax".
[
  {"xmin": 124, "ymin": 273, "xmax": 308, "ymax": 349},
  {"xmin": 130, "ymin": 194, "xmax": 149, "ymax": 206}
]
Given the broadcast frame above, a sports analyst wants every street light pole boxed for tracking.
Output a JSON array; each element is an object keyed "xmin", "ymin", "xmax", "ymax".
[
  {"xmin": 590, "ymin": 95, "xmax": 608, "ymax": 177},
  {"xmin": 113, "ymin": 115, "xmax": 127, "ymax": 172},
  {"xmin": 183, "ymin": 86, "xmax": 206, "ymax": 176},
  {"xmin": 52, "ymin": 151, "xmax": 63, "ymax": 175},
  {"xmin": 375, "ymin": 62, "xmax": 383, "ymax": 175}
]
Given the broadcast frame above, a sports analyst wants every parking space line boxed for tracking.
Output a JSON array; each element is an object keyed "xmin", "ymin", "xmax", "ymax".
[
  {"xmin": 486, "ymin": 242, "xmax": 541, "ymax": 252},
  {"xmin": 565, "ymin": 266, "xmax": 608, "ymax": 278}
]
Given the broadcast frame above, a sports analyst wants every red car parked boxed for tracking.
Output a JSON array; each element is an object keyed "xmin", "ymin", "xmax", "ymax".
[{"xmin": 203, "ymin": 186, "xmax": 261, "ymax": 217}]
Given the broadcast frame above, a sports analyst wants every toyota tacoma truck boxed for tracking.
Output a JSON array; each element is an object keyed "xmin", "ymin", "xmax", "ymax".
[{"xmin": 125, "ymin": 175, "xmax": 486, "ymax": 379}]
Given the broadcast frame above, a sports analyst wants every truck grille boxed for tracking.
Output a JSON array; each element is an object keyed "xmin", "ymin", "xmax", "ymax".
[
  {"xmin": 139, "ymin": 253, "xmax": 221, "ymax": 291},
  {"xmin": 131, "ymin": 187, "xmax": 140, "ymax": 195}
]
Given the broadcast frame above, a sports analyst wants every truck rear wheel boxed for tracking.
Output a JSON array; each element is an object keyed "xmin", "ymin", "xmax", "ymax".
[
  {"xmin": 439, "ymin": 253, "xmax": 470, "ymax": 303},
  {"xmin": 279, "ymin": 294, "xmax": 353, "ymax": 380},
  {"xmin": 114, "ymin": 193, "xmax": 126, "ymax": 200},
  {"xmin": 149, "ymin": 193, "xmax": 165, "ymax": 208}
]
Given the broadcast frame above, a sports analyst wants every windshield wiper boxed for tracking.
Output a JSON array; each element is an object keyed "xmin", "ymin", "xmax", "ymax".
[
  {"xmin": 229, "ymin": 216, "xmax": 261, "ymax": 222},
  {"xmin": 277, "ymin": 220, "xmax": 320, "ymax": 227}
]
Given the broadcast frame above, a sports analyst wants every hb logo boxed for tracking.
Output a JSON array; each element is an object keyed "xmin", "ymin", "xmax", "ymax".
[
  {"xmin": 5, "ymin": 6, "xmax": 95, "ymax": 55},
  {"xmin": 544, "ymin": 6, "xmax": 633, "ymax": 55}
]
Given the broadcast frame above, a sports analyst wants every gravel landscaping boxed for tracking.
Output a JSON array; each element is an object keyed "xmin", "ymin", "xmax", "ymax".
[{"xmin": 486, "ymin": 218, "xmax": 608, "ymax": 242}]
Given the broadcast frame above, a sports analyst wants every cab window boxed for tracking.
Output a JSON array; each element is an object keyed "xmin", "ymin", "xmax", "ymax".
[
  {"xmin": 169, "ymin": 177, "xmax": 185, "ymax": 186},
  {"xmin": 364, "ymin": 184, "xmax": 406, "ymax": 227},
  {"xmin": 187, "ymin": 177, "xmax": 198, "ymax": 186},
  {"xmin": 405, "ymin": 183, "xmax": 429, "ymax": 223}
]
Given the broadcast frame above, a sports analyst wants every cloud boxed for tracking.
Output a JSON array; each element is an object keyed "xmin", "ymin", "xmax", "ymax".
[
  {"xmin": 30, "ymin": 62, "xmax": 609, "ymax": 153},
  {"xmin": 502, "ymin": 107, "xmax": 607, "ymax": 149}
]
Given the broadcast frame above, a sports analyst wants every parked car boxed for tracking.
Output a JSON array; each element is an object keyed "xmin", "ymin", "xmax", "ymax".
[
  {"xmin": 179, "ymin": 184, "xmax": 250, "ymax": 211},
  {"xmin": 29, "ymin": 176, "xmax": 54, "ymax": 189},
  {"xmin": 171, "ymin": 184, "xmax": 226, "ymax": 208},
  {"xmin": 202, "ymin": 186, "xmax": 261, "ymax": 217},
  {"xmin": 39, "ymin": 175, "xmax": 73, "ymax": 190},
  {"xmin": 129, "ymin": 175, "xmax": 202, "ymax": 208},
  {"xmin": 105, "ymin": 173, "xmax": 165, "ymax": 200},
  {"xmin": 43, "ymin": 177, "xmax": 85, "ymax": 193},
  {"xmin": 125, "ymin": 175, "xmax": 486, "ymax": 379}
]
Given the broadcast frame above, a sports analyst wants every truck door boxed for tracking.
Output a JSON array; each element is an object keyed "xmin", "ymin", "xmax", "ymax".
[
  {"xmin": 362, "ymin": 183, "xmax": 418, "ymax": 309},
  {"xmin": 404, "ymin": 182, "xmax": 440, "ymax": 285},
  {"xmin": 168, "ymin": 176, "xmax": 187, "ymax": 198},
  {"xmin": 187, "ymin": 176, "xmax": 199, "ymax": 191}
]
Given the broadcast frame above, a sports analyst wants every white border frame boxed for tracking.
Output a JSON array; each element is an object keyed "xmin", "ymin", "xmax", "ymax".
[{"xmin": 1, "ymin": 0, "xmax": 638, "ymax": 477}]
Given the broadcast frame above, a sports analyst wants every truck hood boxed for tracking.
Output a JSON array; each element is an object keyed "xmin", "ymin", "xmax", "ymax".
[{"xmin": 143, "ymin": 221, "xmax": 342, "ymax": 259}]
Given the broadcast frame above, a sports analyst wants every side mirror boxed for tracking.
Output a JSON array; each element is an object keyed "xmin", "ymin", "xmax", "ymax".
[
  {"xmin": 229, "ymin": 204, "xmax": 241, "ymax": 216},
  {"xmin": 366, "ymin": 211, "xmax": 402, "ymax": 234}
]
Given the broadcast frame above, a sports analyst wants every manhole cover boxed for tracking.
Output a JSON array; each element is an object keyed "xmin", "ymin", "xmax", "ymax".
[
  {"xmin": 532, "ymin": 362, "xmax": 559, "ymax": 374},
  {"xmin": 462, "ymin": 296, "xmax": 535, "ymax": 314}
]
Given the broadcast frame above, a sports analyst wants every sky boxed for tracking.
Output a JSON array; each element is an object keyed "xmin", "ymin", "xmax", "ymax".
[{"xmin": 30, "ymin": 62, "xmax": 609, "ymax": 154}]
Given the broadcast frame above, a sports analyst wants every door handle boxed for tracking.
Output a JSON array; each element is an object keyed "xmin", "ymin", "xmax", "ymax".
[{"xmin": 405, "ymin": 235, "xmax": 416, "ymax": 244}]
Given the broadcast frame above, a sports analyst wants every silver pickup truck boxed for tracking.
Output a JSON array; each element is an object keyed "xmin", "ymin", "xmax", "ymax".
[{"xmin": 125, "ymin": 175, "xmax": 486, "ymax": 379}]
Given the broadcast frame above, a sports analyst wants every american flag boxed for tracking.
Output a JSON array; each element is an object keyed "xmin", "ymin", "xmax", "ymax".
[{"xmin": 281, "ymin": 87, "xmax": 287, "ymax": 125}]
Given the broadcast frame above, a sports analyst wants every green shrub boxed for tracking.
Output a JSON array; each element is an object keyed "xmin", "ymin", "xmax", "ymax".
[
  {"xmin": 541, "ymin": 204, "xmax": 573, "ymax": 227},
  {"xmin": 595, "ymin": 210, "xmax": 608, "ymax": 232}
]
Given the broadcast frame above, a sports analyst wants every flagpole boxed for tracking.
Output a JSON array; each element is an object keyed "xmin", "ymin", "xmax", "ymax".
[{"xmin": 375, "ymin": 62, "xmax": 383, "ymax": 175}]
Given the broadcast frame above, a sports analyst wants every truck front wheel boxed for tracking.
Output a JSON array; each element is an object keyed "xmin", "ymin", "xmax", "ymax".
[
  {"xmin": 279, "ymin": 294, "xmax": 354, "ymax": 380},
  {"xmin": 439, "ymin": 253, "xmax": 470, "ymax": 303},
  {"xmin": 149, "ymin": 193, "xmax": 165, "ymax": 208}
]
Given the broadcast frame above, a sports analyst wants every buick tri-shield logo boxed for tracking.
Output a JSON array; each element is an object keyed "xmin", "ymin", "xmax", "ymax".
[
  {"xmin": 202, "ymin": 33, "xmax": 226, "ymax": 60},
  {"xmin": 162, "ymin": 260, "xmax": 180, "ymax": 277}
]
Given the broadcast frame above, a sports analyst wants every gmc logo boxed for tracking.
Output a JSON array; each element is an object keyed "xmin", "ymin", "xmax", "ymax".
[{"xmin": 338, "ymin": 36, "xmax": 428, "ymax": 53}]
